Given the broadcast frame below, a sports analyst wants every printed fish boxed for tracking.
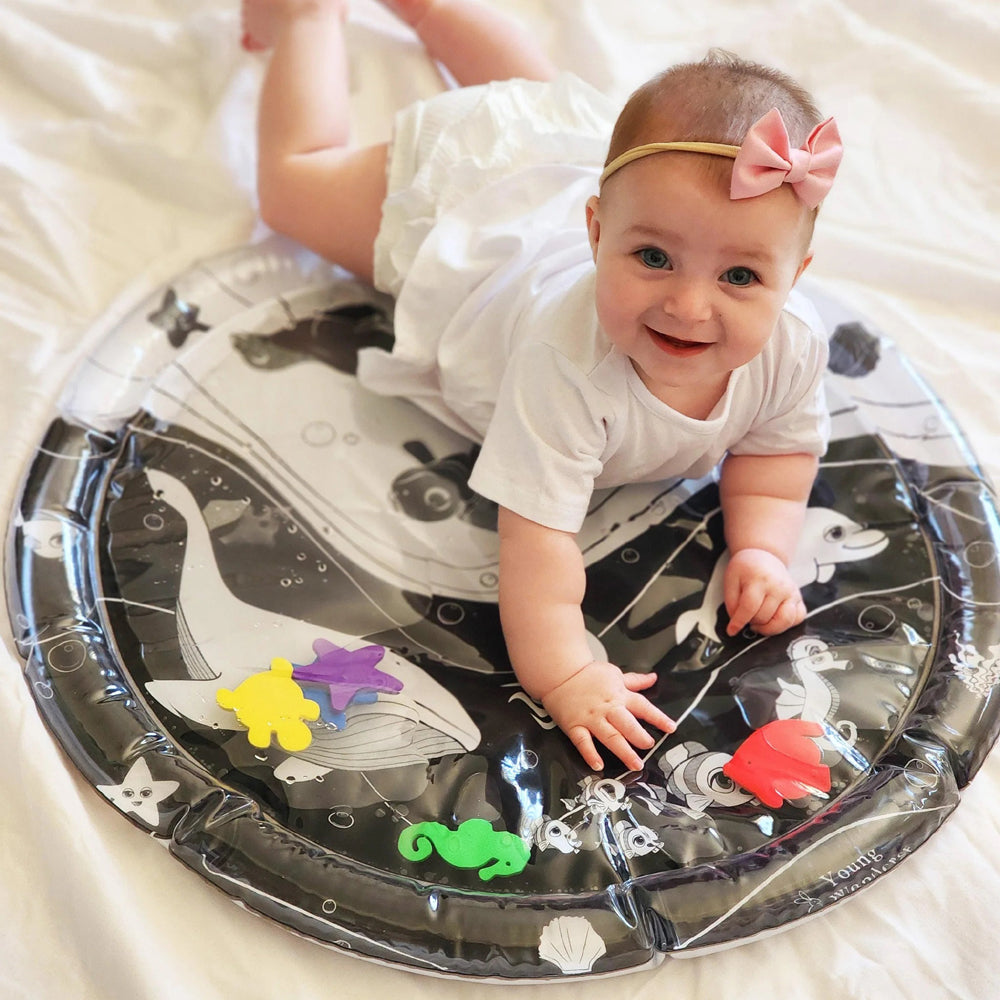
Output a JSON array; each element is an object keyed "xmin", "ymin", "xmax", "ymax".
[
  {"xmin": 722, "ymin": 719, "xmax": 831, "ymax": 808},
  {"xmin": 657, "ymin": 740, "xmax": 755, "ymax": 817},
  {"xmin": 675, "ymin": 507, "xmax": 889, "ymax": 643}
]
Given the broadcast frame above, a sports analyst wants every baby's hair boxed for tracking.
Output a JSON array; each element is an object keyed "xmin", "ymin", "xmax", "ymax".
[
  {"xmin": 605, "ymin": 51, "xmax": 825, "ymax": 244},
  {"xmin": 606, "ymin": 50, "xmax": 824, "ymax": 164}
]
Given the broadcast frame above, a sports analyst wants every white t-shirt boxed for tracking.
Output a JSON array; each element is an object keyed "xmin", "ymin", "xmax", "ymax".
[{"xmin": 467, "ymin": 273, "xmax": 829, "ymax": 532}]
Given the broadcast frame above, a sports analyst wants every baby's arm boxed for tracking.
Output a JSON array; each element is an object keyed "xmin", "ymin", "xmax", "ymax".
[
  {"xmin": 497, "ymin": 507, "xmax": 675, "ymax": 772},
  {"xmin": 718, "ymin": 452, "xmax": 819, "ymax": 637}
]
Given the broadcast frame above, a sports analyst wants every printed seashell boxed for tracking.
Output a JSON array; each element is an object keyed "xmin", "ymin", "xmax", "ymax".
[{"xmin": 538, "ymin": 916, "xmax": 607, "ymax": 975}]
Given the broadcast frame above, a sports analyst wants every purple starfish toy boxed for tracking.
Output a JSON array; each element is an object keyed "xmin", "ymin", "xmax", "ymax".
[{"xmin": 291, "ymin": 638, "xmax": 403, "ymax": 712}]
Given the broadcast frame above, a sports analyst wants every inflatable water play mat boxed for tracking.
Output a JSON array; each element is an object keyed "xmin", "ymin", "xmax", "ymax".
[{"xmin": 7, "ymin": 241, "xmax": 1000, "ymax": 979}]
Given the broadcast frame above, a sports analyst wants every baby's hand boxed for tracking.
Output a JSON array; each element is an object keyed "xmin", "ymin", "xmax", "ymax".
[
  {"xmin": 540, "ymin": 661, "xmax": 676, "ymax": 772},
  {"xmin": 724, "ymin": 548, "xmax": 806, "ymax": 637}
]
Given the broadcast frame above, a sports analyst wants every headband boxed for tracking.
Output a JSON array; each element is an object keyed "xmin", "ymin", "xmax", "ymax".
[{"xmin": 599, "ymin": 108, "xmax": 843, "ymax": 209}]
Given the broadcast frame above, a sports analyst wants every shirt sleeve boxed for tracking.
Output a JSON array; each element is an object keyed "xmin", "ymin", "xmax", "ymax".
[
  {"xmin": 729, "ymin": 311, "xmax": 831, "ymax": 458},
  {"xmin": 467, "ymin": 342, "xmax": 610, "ymax": 533}
]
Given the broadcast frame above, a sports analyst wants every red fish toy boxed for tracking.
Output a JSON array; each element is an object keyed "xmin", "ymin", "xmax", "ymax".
[{"xmin": 722, "ymin": 719, "xmax": 831, "ymax": 808}]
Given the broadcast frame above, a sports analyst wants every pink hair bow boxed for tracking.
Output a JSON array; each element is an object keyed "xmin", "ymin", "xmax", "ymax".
[{"xmin": 730, "ymin": 109, "xmax": 843, "ymax": 209}]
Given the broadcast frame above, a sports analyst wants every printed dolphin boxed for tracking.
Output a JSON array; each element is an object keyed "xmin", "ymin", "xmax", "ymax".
[{"xmin": 675, "ymin": 507, "xmax": 890, "ymax": 643}]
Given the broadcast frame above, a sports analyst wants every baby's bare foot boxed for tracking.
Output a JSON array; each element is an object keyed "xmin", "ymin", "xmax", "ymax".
[
  {"xmin": 377, "ymin": 0, "xmax": 437, "ymax": 29},
  {"xmin": 241, "ymin": 0, "xmax": 348, "ymax": 52},
  {"xmin": 241, "ymin": 0, "xmax": 279, "ymax": 51}
]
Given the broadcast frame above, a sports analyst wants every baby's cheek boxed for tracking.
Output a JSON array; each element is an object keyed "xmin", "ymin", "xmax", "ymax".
[
  {"xmin": 596, "ymin": 270, "xmax": 638, "ymax": 326},
  {"xmin": 593, "ymin": 282, "xmax": 619, "ymax": 335},
  {"xmin": 745, "ymin": 301, "xmax": 787, "ymax": 355}
]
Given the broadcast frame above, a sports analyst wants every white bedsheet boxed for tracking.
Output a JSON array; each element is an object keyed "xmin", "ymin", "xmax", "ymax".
[{"xmin": 1, "ymin": 2, "xmax": 998, "ymax": 997}]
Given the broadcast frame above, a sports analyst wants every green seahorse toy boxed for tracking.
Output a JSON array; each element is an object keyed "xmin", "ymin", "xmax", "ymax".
[{"xmin": 397, "ymin": 818, "xmax": 531, "ymax": 882}]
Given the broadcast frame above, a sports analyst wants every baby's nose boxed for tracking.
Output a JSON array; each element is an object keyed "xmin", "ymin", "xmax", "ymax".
[{"xmin": 663, "ymin": 279, "xmax": 713, "ymax": 323}]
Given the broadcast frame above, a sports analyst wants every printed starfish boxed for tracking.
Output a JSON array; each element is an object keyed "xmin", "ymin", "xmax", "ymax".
[
  {"xmin": 147, "ymin": 288, "xmax": 210, "ymax": 347},
  {"xmin": 97, "ymin": 757, "xmax": 180, "ymax": 826}
]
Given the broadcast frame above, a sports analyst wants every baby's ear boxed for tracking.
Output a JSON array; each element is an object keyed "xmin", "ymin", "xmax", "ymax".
[
  {"xmin": 794, "ymin": 253, "xmax": 814, "ymax": 283},
  {"xmin": 585, "ymin": 195, "xmax": 601, "ymax": 260}
]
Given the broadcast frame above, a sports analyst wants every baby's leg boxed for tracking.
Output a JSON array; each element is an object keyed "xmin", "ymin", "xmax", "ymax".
[
  {"xmin": 252, "ymin": 0, "xmax": 387, "ymax": 282},
  {"xmin": 381, "ymin": 0, "xmax": 556, "ymax": 84}
]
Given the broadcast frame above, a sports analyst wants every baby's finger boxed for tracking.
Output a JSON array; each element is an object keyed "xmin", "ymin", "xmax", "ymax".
[
  {"xmin": 749, "ymin": 593, "xmax": 782, "ymax": 630},
  {"xmin": 724, "ymin": 565, "xmax": 761, "ymax": 611},
  {"xmin": 725, "ymin": 596, "xmax": 759, "ymax": 636},
  {"xmin": 629, "ymin": 695, "xmax": 676, "ymax": 735},
  {"xmin": 726, "ymin": 578, "xmax": 768, "ymax": 635},
  {"xmin": 598, "ymin": 722, "xmax": 645, "ymax": 773},
  {"xmin": 621, "ymin": 671, "xmax": 657, "ymax": 691},
  {"xmin": 607, "ymin": 705, "xmax": 656, "ymax": 751},
  {"xmin": 567, "ymin": 726, "xmax": 605, "ymax": 772},
  {"xmin": 756, "ymin": 595, "xmax": 807, "ymax": 635}
]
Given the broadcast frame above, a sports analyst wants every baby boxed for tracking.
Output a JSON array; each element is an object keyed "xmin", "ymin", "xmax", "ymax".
[{"xmin": 244, "ymin": 0, "xmax": 841, "ymax": 772}]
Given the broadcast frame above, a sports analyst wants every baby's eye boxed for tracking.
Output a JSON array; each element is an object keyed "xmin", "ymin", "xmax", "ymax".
[
  {"xmin": 636, "ymin": 247, "xmax": 671, "ymax": 270},
  {"xmin": 722, "ymin": 266, "xmax": 758, "ymax": 286}
]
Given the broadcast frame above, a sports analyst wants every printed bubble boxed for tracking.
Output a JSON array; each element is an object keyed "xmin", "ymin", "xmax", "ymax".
[{"xmin": 858, "ymin": 605, "xmax": 895, "ymax": 633}]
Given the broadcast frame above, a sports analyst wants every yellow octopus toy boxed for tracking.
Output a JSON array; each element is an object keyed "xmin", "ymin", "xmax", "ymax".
[{"xmin": 216, "ymin": 657, "xmax": 320, "ymax": 752}]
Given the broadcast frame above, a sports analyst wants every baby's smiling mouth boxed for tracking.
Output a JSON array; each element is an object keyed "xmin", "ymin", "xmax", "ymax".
[{"xmin": 646, "ymin": 327, "xmax": 712, "ymax": 356}]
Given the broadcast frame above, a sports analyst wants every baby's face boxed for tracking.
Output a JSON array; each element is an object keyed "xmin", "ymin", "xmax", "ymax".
[{"xmin": 587, "ymin": 153, "xmax": 813, "ymax": 415}]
